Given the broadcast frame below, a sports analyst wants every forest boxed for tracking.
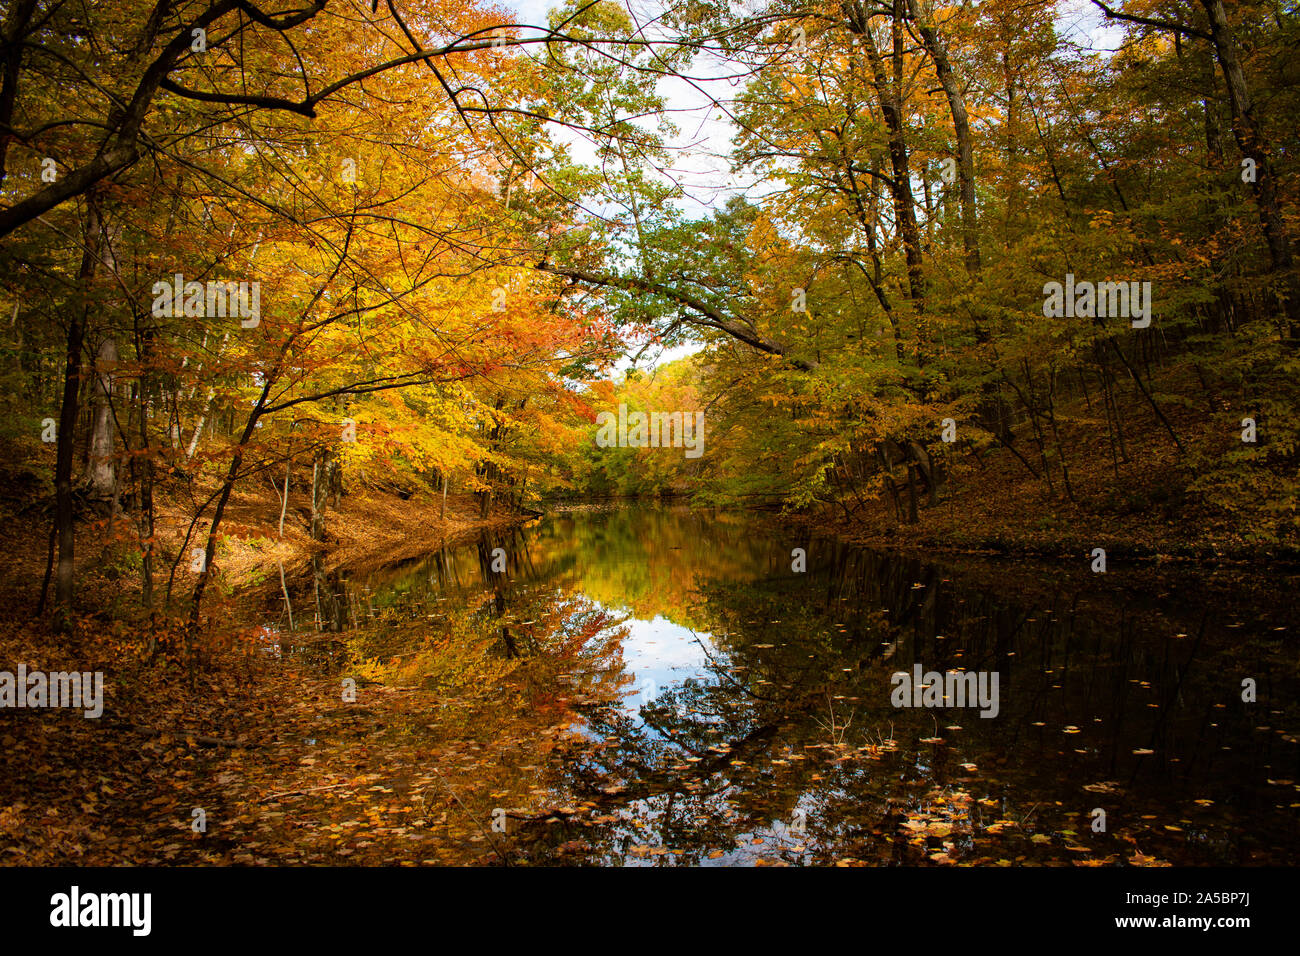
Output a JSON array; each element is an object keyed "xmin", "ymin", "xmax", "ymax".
[{"xmin": 0, "ymin": 0, "xmax": 1297, "ymax": 874}]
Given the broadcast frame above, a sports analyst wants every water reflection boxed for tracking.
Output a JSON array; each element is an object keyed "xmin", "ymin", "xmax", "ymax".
[{"xmin": 265, "ymin": 505, "xmax": 1300, "ymax": 866}]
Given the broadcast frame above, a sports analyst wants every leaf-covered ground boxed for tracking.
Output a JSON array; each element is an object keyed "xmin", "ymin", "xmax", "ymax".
[{"xmin": 0, "ymin": 615, "xmax": 599, "ymax": 865}]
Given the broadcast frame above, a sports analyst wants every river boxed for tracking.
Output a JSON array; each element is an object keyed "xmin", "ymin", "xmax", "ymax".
[{"xmin": 264, "ymin": 504, "xmax": 1300, "ymax": 865}]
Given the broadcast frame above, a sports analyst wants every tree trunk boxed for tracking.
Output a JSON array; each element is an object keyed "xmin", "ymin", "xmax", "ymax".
[
  {"xmin": 310, "ymin": 447, "xmax": 337, "ymax": 542},
  {"xmin": 907, "ymin": 0, "xmax": 981, "ymax": 274},
  {"xmin": 0, "ymin": 0, "xmax": 39, "ymax": 192},
  {"xmin": 85, "ymin": 334, "xmax": 119, "ymax": 500},
  {"xmin": 53, "ymin": 200, "xmax": 106, "ymax": 614},
  {"xmin": 135, "ymin": 326, "xmax": 157, "ymax": 610},
  {"xmin": 1199, "ymin": 0, "xmax": 1300, "ymax": 339},
  {"xmin": 860, "ymin": 9, "xmax": 926, "ymax": 317}
]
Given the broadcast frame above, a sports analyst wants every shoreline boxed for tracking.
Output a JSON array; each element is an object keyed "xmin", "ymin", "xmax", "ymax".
[{"xmin": 539, "ymin": 495, "xmax": 1300, "ymax": 567}]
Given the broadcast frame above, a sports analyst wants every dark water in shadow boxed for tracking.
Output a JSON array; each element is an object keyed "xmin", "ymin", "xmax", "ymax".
[{"xmin": 268, "ymin": 505, "xmax": 1300, "ymax": 865}]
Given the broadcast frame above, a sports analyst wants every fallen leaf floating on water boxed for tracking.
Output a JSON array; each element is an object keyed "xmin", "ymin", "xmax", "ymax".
[{"xmin": 1083, "ymin": 781, "xmax": 1123, "ymax": 794}]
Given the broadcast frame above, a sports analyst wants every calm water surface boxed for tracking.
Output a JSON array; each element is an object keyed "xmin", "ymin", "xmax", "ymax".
[{"xmin": 269, "ymin": 505, "xmax": 1300, "ymax": 865}]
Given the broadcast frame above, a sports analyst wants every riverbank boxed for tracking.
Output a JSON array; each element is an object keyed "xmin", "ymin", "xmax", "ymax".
[
  {"xmin": 777, "ymin": 369, "xmax": 1297, "ymax": 565},
  {"xmin": 0, "ymin": 464, "xmax": 548, "ymax": 865},
  {"xmin": 811, "ymin": 466, "xmax": 1299, "ymax": 568},
  {"xmin": 207, "ymin": 480, "xmax": 536, "ymax": 587},
  {"xmin": 0, "ymin": 438, "xmax": 535, "ymax": 612}
]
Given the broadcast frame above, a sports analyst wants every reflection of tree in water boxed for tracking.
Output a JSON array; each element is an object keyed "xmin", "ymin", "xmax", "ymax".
[
  {"xmin": 270, "ymin": 507, "xmax": 1300, "ymax": 864},
  {"xmin": 515, "ymin": 533, "xmax": 1300, "ymax": 865},
  {"xmin": 528, "ymin": 506, "xmax": 770, "ymax": 629}
]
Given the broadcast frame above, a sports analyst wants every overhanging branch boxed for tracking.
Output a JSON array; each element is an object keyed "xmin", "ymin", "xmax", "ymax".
[{"xmin": 535, "ymin": 262, "xmax": 818, "ymax": 372}]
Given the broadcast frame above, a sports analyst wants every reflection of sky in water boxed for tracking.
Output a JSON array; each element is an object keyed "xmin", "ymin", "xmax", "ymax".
[
  {"xmin": 270, "ymin": 505, "xmax": 1300, "ymax": 865},
  {"xmin": 597, "ymin": 610, "xmax": 723, "ymax": 724}
]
